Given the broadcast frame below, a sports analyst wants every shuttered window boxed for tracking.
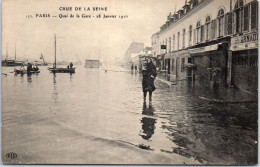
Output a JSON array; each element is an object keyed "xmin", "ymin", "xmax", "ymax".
[
  {"xmin": 234, "ymin": 0, "xmax": 243, "ymax": 34},
  {"xmin": 193, "ymin": 29, "xmax": 196, "ymax": 45},
  {"xmin": 211, "ymin": 19, "xmax": 216, "ymax": 39},
  {"xmin": 218, "ymin": 8, "xmax": 225, "ymax": 37},
  {"xmin": 196, "ymin": 21, "xmax": 201, "ymax": 43},
  {"xmin": 224, "ymin": 12, "xmax": 232, "ymax": 35},
  {"xmin": 169, "ymin": 37, "xmax": 171, "ymax": 52},
  {"xmin": 243, "ymin": 5, "xmax": 249, "ymax": 31},
  {"xmin": 251, "ymin": 1, "xmax": 258, "ymax": 30},
  {"xmin": 183, "ymin": 29, "xmax": 186, "ymax": 48},
  {"xmin": 201, "ymin": 25, "xmax": 205, "ymax": 42},
  {"xmin": 177, "ymin": 32, "xmax": 180, "ymax": 50},
  {"xmin": 205, "ymin": 16, "xmax": 211, "ymax": 40},
  {"xmin": 189, "ymin": 25, "xmax": 192, "ymax": 46},
  {"xmin": 172, "ymin": 35, "xmax": 175, "ymax": 51},
  {"xmin": 165, "ymin": 39, "xmax": 167, "ymax": 53}
]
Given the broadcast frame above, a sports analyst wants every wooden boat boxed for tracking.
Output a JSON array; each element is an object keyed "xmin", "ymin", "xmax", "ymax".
[
  {"xmin": 48, "ymin": 67, "xmax": 75, "ymax": 73},
  {"xmin": 49, "ymin": 34, "xmax": 76, "ymax": 73},
  {"xmin": 2, "ymin": 45, "xmax": 24, "ymax": 67},
  {"xmin": 14, "ymin": 69, "xmax": 27, "ymax": 74},
  {"xmin": 14, "ymin": 68, "xmax": 40, "ymax": 74}
]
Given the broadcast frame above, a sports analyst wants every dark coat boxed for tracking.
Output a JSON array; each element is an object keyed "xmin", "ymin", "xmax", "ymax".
[{"xmin": 142, "ymin": 62, "xmax": 157, "ymax": 92}]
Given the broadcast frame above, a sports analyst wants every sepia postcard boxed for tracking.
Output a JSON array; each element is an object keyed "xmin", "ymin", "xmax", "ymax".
[{"xmin": 1, "ymin": 0, "xmax": 258, "ymax": 165}]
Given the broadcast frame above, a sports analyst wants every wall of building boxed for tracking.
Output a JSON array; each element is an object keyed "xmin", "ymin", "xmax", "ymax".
[
  {"xmin": 159, "ymin": 0, "xmax": 231, "ymax": 54},
  {"xmin": 151, "ymin": 33, "xmax": 160, "ymax": 57},
  {"xmin": 124, "ymin": 42, "xmax": 144, "ymax": 66}
]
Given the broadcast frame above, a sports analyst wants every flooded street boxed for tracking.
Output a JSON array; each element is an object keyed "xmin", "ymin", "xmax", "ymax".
[{"xmin": 2, "ymin": 66, "xmax": 257, "ymax": 165}]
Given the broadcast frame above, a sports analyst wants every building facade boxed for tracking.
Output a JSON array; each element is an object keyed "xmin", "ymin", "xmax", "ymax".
[
  {"xmin": 229, "ymin": 0, "xmax": 258, "ymax": 92},
  {"xmin": 151, "ymin": 32, "xmax": 160, "ymax": 57},
  {"xmin": 131, "ymin": 46, "xmax": 155, "ymax": 71},
  {"xmin": 124, "ymin": 42, "xmax": 144, "ymax": 66},
  {"xmin": 155, "ymin": 0, "xmax": 258, "ymax": 93}
]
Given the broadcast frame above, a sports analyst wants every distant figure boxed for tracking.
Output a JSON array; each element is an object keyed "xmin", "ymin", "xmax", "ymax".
[
  {"xmin": 135, "ymin": 65, "xmax": 137, "ymax": 72},
  {"xmin": 142, "ymin": 58, "xmax": 157, "ymax": 105},
  {"xmin": 67, "ymin": 65, "xmax": 69, "ymax": 69},
  {"xmin": 35, "ymin": 65, "xmax": 39, "ymax": 71},
  {"xmin": 27, "ymin": 63, "xmax": 32, "ymax": 71},
  {"xmin": 32, "ymin": 66, "xmax": 36, "ymax": 71},
  {"xmin": 131, "ymin": 64, "xmax": 134, "ymax": 74},
  {"xmin": 70, "ymin": 62, "xmax": 73, "ymax": 68}
]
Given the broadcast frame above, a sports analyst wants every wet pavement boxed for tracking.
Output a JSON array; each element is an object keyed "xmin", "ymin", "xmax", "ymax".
[{"xmin": 1, "ymin": 66, "xmax": 258, "ymax": 165}]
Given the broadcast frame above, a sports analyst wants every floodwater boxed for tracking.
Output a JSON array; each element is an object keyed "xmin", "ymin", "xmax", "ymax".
[{"xmin": 1, "ymin": 66, "xmax": 258, "ymax": 165}]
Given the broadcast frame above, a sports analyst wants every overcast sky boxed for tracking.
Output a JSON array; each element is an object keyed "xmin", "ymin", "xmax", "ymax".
[{"xmin": 2, "ymin": 0, "xmax": 185, "ymax": 63}]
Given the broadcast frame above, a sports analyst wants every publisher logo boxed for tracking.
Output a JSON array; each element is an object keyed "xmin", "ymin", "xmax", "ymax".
[{"xmin": 6, "ymin": 152, "xmax": 17, "ymax": 159}]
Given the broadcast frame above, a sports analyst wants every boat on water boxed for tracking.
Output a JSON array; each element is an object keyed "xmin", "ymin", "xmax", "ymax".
[
  {"xmin": 14, "ymin": 64, "xmax": 40, "ymax": 75},
  {"xmin": 2, "ymin": 44, "xmax": 25, "ymax": 66},
  {"xmin": 14, "ymin": 68, "xmax": 40, "ymax": 74},
  {"xmin": 39, "ymin": 53, "xmax": 48, "ymax": 66},
  {"xmin": 48, "ymin": 34, "xmax": 76, "ymax": 73},
  {"xmin": 2, "ymin": 59, "xmax": 24, "ymax": 66},
  {"xmin": 48, "ymin": 67, "xmax": 75, "ymax": 73}
]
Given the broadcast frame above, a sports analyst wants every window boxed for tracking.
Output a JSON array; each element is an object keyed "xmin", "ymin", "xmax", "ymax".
[
  {"xmin": 225, "ymin": 12, "xmax": 233, "ymax": 35},
  {"xmin": 165, "ymin": 39, "xmax": 167, "ymax": 53},
  {"xmin": 181, "ymin": 58, "xmax": 185, "ymax": 72},
  {"xmin": 251, "ymin": 1, "xmax": 258, "ymax": 30},
  {"xmin": 188, "ymin": 57, "xmax": 192, "ymax": 63},
  {"xmin": 189, "ymin": 25, "xmax": 192, "ymax": 46},
  {"xmin": 211, "ymin": 19, "xmax": 217, "ymax": 39},
  {"xmin": 234, "ymin": 0, "xmax": 244, "ymax": 34},
  {"xmin": 196, "ymin": 21, "xmax": 201, "ymax": 43},
  {"xmin": 169, "ymin": 37, "xmax": 171, "ymax": 52},
  {"xmin": 183, "ymin": 29, "xmax": 186, "ymax": 49},
  {"xmin": 177, "ymin": 32, "xmax": 180, "ymax": 50},
  {"xmin": 172, "ymin": 35, "xmax": 175, "ymax": 51},
  {"xmin": 243, "ymin": 5, "xmax": 249, "ymax": 31},
  {"xmin": 218, "ymin": 8, "xmax": 225, "ymax": 37},
  {"xmin": 193, "ymin": 0, "xmax": 198, "ymax": 7},
  {"xmin": 172, "ymin": 59, "xmax": 175, "ymax": 72},
  {"xmin": 205, "ymin": 16, "xmax": 211, "ymax": 40}
]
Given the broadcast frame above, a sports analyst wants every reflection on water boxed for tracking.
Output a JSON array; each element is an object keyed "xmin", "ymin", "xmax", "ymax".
[
  {"xmin": 1, "ymin": 66, "xmax": 257, "ymax": 165},
  {"xmin": 52, "ymin": 73, "xmax": 58, "ymax": 103},
  {"xmin": 27, "ymin": 74, "xmax": 32, "ymax": 83},
  {"xmin": 140, "ymin": 103, "xmax": 156, "ymax": 140}
]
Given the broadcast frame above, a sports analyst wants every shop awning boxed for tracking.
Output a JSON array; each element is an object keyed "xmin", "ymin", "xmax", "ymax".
[
  {"xmin": 183, "ymin": 63, "xmax": 196, "ymax": 68},
  {"xmin": 190, "ymin": 43, "xmax": 222, "ymax": 55}
]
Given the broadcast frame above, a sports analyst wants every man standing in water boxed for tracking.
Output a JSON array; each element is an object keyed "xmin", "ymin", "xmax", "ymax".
[{"xmin": 142, "ymin": 58, "xmax": 157, "ymax": 105}]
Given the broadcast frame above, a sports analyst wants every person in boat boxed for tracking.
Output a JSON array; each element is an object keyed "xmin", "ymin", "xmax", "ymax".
[
  {"xmin": 27, "ymin": 63, "xmax": 32, "ymax": 71},
  {"xmin": 35, "ymin": 65, "xmax": 39, "ymax": 71},
  {"xmin": 142, "ymin": 58, "xmax": 157, "ymax": 105},
  {"xmin": 69, "ymin": 62, "xmax": 73, "ymax": 69}
]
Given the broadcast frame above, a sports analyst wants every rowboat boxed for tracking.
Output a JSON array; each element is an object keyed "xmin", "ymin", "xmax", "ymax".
[
  {"xmin": 48, "ymin": 67, "xmax": 75, "ymax": 73},
  {"xmin": 14, "ymin": 68, "xmax": 40, "ymax": 75}
]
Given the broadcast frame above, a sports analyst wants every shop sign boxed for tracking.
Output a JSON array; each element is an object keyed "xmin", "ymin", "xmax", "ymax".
[
  {"xmin": 190, "ymin": 43, "xmax": 219, "ymax": 54},
  {"xmin": 231, "ymin": 32, "xmax": 258, "ymax": 51}
]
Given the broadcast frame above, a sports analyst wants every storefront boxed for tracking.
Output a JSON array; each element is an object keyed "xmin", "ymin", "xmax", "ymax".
[
  {"xmin": 230, "ymin": 32, "xmax": 258, "ymax": 92},
  {"xmin": 162, "ymin": 50, "xmax": 191, "ymax": 81},
  {"xmin": 157, "ymin": 54, "xmax": 164, "ymax": 70},
  {"xmin": 190, "ymin": 43, "xmax": 228, "ymax": 86}
]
